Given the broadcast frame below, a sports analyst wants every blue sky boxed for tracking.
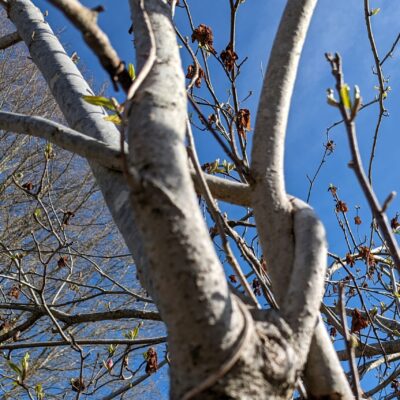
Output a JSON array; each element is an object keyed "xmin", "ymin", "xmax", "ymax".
[
  {"xmin": 30, "ymin": 0, "xmax": 400, "ymax": 396},
  {"xmin": 33, "ymin": 0, "xmax": 400, "ymax": 251},
  {"xmin": 33, "ymin": 0, "xmax": 400, "ymax": 219}
]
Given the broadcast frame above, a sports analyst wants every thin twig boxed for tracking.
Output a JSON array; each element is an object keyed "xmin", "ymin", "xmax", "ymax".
[
  {"xmin": 0, "ymin": 337, "xmax": 166, "ymax": 350},
  {"xmin": 186, "ymin": 121, "xmax": 259, "ymax": 308},
  {"xmin": 330, "ymin": 253, "xmax": 388, "ymax": 364},
  {"xmin": 326, "ymin": 53, "xmax": 400, "ymax": 273},
  {"xmin": 339, "ymin": 283, "xmax": 363, "ymax": 399},
  {"xmin": 101, "ymin": 359, "xmax": 168, "ymax": 400},
  {"xmin": 306, "ymin": 98, "xmax": 378, "ymax": 202},
  {"xmin": 188, "ymin": 94, "xmax": 250, "ymax": 180},
  {"xmin": 363, "ymin": 0, "xmax": 387, "ymax": 183},
  {"xmin": 380, "ymin": 33, "xmax": 400, "ymax": 66},
  {"xmin": 228, "ymin": 0, "xmax": 249, "ymax": 166}
]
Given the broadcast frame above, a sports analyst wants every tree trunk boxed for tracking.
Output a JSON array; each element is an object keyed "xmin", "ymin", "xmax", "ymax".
[{"xmin": 6, "ymin": 0, "xmax": 353, "ymax": 398}]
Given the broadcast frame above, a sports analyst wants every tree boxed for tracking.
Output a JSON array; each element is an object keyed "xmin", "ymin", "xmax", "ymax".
[
  {"xmin": 0, "ymin": 14, "xmax": 165, "ymax": 399},
  {"xmin": 0, "ymin": 0, "xmax": 400, "ymax": 398}
]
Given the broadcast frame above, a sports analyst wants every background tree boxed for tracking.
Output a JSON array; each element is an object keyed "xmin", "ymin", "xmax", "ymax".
[{"xmin": 0, "ymin": 0, "xmax": 400, "ymax": 399}]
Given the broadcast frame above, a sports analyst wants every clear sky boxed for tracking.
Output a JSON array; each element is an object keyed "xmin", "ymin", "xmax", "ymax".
[{"xmin": 31, "ymin": 0, "xmax": 400, "ymax": 396}]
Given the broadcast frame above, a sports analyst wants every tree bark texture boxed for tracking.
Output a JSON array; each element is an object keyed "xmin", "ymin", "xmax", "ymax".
[{"xmin": 6, "ymin": 0, "xmax": 353, "ymax": 398}]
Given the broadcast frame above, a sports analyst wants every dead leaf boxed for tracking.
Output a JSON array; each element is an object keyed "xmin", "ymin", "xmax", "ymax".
[
  {"xmin": 192, "ymin": 24, "xmax": 216, "ymax": 54},
  {"xmin": 351, "ymin": 308, "xmax": 369, "ymax": 333},
  {"xmin": 145, "ymin": 347, "xmax": 158, "ymax": 374}
]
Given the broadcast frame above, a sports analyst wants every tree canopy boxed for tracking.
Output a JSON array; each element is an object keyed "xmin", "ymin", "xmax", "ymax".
[{"xmin": 0, "ymin": 0, "xmax": 400, "ymax": 399}]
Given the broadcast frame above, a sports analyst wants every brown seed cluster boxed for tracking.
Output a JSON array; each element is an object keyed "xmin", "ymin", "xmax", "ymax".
[
  {"xmin": 145, "ymin": 347, "xmax": 158, "ymax": 374},
  {"xmin": 351, "ymin": 308, "xmax": 369, "ymax": 333},
  {"xmin": 191, "ymin": 24, "xmax": 216, "ymax": 55},
  {"xmin": 237, "ymin": 108, "xmax": 251, "ymax": 138},
  {"xmin": 186, "ymin": 64, "xmax": 205, "ymax": 88},
  {"xmin": 221, "ymin": 44, "xmax": 238, "ymax": 72}
]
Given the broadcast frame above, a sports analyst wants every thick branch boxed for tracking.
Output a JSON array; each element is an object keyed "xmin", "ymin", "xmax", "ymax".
[
  {"xmin": 0, "ymin": 111, "xmax": 124, "ymax": 170},
  {"xmin": 0, "ymin": 336, "xmax": 166, "ymax": 350},
  {"xmin": 193, "ymin": 171, "xmax": 251, "ymax": 206},
  {"xmin": 251, "ymin": 1, "xmax": 354, "ymax": 397},
  {"xmin": 127, "ymin": 1, "xmax": 260, "ymax": 397},
  {"xmin": 251, "ymin": 0, "xmax": 315, "ymax": 304},
  {"xmin": 282, "ymin": 198, "xmax": 327, "ymax": 368},
  {"xmin": 47, "ymin": 0, "xmax": 132, "ymax": 92},
  {"xmin": 0, "ymin": 108, "xmax": 251, "ymax": 204},
  {"xmin": 8, "ymin": 0, "xmax": 148, "ymax": 286},
  {"xmin": 54, "ymin": 308, "xmax": 161, "ymax": 324},
  {"xmin": 0, "ymin": 31, "xmax": 21, "ymax": 50},
  {"xmin": 337, "ymin": 338, "xmax": 400, "ymax": 360}
]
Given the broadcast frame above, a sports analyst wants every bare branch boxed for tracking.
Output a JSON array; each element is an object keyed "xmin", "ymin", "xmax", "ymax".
[
  {"xmin": 101, "ymin": 359, "xmax": 168, "ymax": 400},
  {"xmin": 0, "ymin": 313, "xmax": 40, "ymax": 343},
  {"xmin": 0, "ymin": 108, "xmax": 251, "ymax": 206},
  {"xmin": 192, "ymin": 172, "xmax": 251, "ymax": 206},
  {"xmin": 251, "ymin": 0, "xmax": 316, "ymax": 304},
  {"xmin": 54, "ymin": 308, "xmax": 161, "ymax": 324},
  {"xmin": 339, "ymin": 284, "xmax": 363, "ymax": 399},
  {"xmin": 0, "ymin": 31, "xmax": 21, "ymax": 50},
  {"xmin": 282, "ymin": 198, "xmax": 327, "ymax": 368},
  {"xmin": 0, "ymin": 336, "xmax": 166, "ymax": 350},
  {"xmin": 126, "ymin": 1, "xmax": 259, "ymax": 397},
  {"xmin": 363, "ymin": 0, "xmax": 387, "ymax": 182},
  {"xmin": 0, "ymin": 304, "xmax": 161, "ymax": 322},
  {"xmin": 364, "ymin": 367, "xmax": 400, "ymax": 398},
  {"xmin": 338, "ymin": 338, "xmax": 400, "ymax": 360},
  {"xmin": 381, "ymin": 33, "xmax": 400, "ymax": 65},
  {"xmin": 251, "ymin": 1, "xmax": 354, "ymax": 397},
  {"xmin": 326, "ymin": 53, "xmax": 400, "ymax": 272},
  {"xmin": 0, "ymin": 111, "xmax": 124, "ymax": 170},
  {"xmin": 47, "ymin": 0, "xmax": 132, "ymax": 92}
]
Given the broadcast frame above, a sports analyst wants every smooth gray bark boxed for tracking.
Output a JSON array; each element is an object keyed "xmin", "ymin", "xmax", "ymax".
[
  {"xmin": 5, "ymin": 0, "xmax": 353, "ymax": 398},
  {"xmin": 8, "ymin": 0, "xmax": 148, "ymax": 283},
  {"xmin": 251, "ymin": 0, "xmax": 354, "ymax": 398},
  {"xmin": 126, "ymin": 1, "xmax": 263, "ymax": 397},
  {"xmin": 0, "ymin": 108, "xmax": 252, "ymax": 204},
  {"xmin": 8, "ymin": 1, "xmax": 269, "ymax": 399},
  {"xmin": 0, "ymin": 110, "xmax": 124, "ymax": 170}
]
